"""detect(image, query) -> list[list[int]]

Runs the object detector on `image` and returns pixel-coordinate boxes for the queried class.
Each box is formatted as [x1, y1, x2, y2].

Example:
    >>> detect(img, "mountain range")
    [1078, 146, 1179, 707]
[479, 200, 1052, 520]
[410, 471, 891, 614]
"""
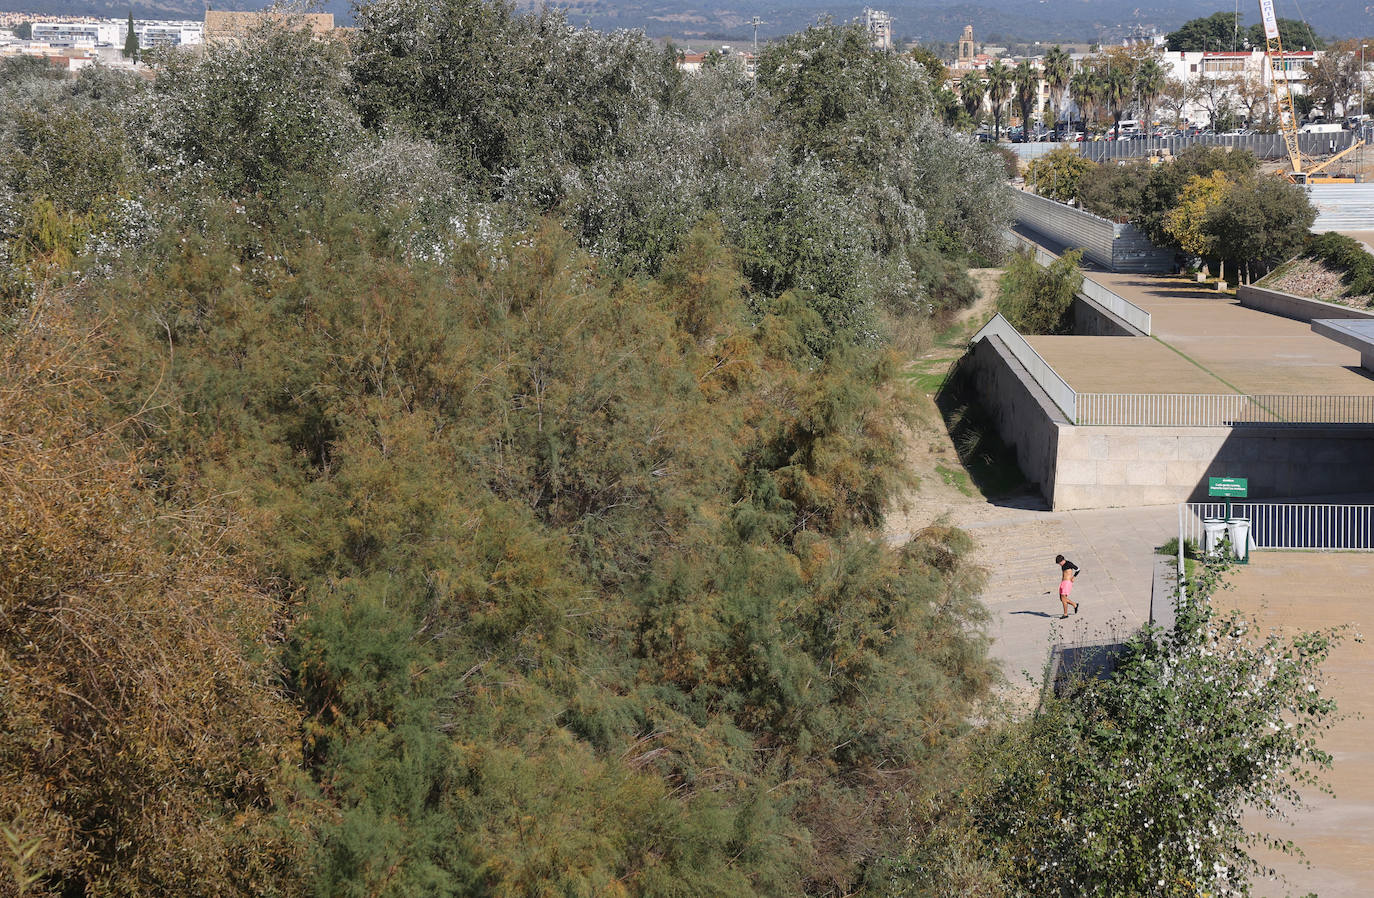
[16, 0, 1374, 45]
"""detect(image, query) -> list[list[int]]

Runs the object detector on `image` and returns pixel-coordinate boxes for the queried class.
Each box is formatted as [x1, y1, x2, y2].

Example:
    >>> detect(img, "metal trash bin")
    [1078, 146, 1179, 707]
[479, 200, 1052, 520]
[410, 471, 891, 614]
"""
[1227, 518, 1251, 563]
[1203, 518, 1228, 556]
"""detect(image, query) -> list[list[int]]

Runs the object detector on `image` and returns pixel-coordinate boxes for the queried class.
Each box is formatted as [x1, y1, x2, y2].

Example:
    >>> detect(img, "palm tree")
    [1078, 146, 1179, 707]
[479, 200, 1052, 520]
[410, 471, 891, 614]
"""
[1135, 57, 1165, 134]
[1070, 67, 1099, 132]
[1013, 60, 1039, 134]
[1103, 67, 1132, 138]
[986, 60, 1012, 140]
[960, 71, 985, 128]
[1043, 45, 1072, 131]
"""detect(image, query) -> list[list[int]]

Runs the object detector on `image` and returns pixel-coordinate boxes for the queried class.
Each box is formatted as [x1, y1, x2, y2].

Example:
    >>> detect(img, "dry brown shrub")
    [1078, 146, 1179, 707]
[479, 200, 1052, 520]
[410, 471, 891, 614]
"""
[0, 299, 314, 897]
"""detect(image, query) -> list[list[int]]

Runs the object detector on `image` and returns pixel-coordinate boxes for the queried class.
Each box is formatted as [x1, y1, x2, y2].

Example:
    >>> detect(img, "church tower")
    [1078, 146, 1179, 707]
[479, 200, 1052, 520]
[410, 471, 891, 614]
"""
[958, 25, 974, 67]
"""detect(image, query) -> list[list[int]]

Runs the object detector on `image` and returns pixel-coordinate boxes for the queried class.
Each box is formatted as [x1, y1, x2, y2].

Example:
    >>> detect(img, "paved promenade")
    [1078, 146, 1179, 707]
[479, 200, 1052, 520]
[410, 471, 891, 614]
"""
[1219, 553, 1374, 898]
[889, 497, 1178, 709]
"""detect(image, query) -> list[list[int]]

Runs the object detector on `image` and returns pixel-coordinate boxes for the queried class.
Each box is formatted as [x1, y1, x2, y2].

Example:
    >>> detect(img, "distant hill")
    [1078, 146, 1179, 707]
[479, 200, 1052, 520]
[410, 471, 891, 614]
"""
[12, 0, 1369, 44]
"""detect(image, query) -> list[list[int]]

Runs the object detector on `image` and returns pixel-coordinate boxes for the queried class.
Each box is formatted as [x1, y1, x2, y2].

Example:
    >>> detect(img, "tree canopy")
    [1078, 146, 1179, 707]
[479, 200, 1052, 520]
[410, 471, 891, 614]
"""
[1165, 11, 1325, 51]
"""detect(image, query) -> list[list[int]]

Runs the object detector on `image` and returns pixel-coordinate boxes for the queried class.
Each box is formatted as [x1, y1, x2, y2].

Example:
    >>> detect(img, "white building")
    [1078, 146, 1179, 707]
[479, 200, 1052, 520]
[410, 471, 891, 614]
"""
[30, 18, 202, 50]
[863, 8, 893, 52]
[30, 21, 120, 48]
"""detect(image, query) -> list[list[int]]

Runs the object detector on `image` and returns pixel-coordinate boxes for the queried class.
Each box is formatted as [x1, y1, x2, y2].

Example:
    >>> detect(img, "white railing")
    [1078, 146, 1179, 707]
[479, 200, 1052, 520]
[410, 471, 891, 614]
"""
[1181, 502, 1374, 551]
[971, 313, 1077, 421]
[1077, 276, 1152, 335]
[1077, 393, 1374, 426]
[1078, 393, 1249, 426]
[1005, 229, 1152, 335]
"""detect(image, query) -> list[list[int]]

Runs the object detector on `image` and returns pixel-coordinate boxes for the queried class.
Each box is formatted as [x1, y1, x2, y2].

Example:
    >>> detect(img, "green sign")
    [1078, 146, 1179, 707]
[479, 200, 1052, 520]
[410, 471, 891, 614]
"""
[1208, 476, 1248, 498]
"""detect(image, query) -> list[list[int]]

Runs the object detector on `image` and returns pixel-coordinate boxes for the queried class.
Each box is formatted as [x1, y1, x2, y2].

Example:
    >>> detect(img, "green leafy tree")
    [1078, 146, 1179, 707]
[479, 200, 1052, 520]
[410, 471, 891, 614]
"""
[756, 19, 931, 182]
[1206, 172, 1316, 282]
[349, 0, 679, 199]
[908, 43, 947, 87]
[996, 247, 1083, 333]
[1135, 144, 1259, 247]
[959, 71, 985, 126]
[985, 59, 1011, 140]
[136, 24, 362, 202]
[961, 561, 1343, 897]
[1247, 17, 1325, 50]
[1070, 67, 1099, 130]
[1042, 45, 1072, 129]
[1013, 59, 1038, 131]
[1024, 145, 1097, 202]
[1076, 157, 1152, 219]
[1134, 56, 1165, 130]
[1165, 11, 1243, 52]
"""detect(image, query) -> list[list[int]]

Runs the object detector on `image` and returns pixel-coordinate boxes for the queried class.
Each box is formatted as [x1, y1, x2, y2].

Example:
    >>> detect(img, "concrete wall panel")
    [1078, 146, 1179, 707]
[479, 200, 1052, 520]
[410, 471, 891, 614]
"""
[1011, 190, 1174, 274]
[963, 336, 1065, 500]
[1237, 284, 1374, 324]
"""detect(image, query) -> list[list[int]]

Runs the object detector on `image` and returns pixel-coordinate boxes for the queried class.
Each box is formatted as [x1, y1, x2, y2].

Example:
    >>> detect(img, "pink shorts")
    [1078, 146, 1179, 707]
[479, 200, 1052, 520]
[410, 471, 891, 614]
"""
[1059, 579, 1074, 597]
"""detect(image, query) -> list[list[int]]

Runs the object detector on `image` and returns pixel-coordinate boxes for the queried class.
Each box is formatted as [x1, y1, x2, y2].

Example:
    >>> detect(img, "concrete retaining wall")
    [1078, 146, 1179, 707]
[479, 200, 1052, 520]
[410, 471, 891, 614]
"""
[1237, 284, 1374, 324]
[1011, 190, 1174, 274]
[964, 335, 1064, 501]
[1052, 422, 1374, 510]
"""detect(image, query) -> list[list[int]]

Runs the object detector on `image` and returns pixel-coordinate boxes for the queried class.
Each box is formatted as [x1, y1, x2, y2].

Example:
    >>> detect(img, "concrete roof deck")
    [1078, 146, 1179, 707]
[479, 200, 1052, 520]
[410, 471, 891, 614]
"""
[1027, 334, 1235, 394]
[1087, 271, 1374, 396]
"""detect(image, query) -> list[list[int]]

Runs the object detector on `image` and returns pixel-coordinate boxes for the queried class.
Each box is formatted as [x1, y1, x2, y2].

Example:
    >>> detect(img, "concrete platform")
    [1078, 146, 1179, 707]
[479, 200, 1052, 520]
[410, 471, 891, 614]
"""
[1216, 553, 1374, 898]
[1086, 271, 1374, 396]
[1027, 334, 1234, 394]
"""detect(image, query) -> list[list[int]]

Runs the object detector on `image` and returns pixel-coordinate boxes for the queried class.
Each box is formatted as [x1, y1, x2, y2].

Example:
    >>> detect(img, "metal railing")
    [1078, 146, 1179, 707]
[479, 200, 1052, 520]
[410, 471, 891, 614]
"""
[1077, 277, 1152, 335]
[1077, 393, 1374, 426]
[970, 313, 1077, 421]
[1182, 502, 1374, 551]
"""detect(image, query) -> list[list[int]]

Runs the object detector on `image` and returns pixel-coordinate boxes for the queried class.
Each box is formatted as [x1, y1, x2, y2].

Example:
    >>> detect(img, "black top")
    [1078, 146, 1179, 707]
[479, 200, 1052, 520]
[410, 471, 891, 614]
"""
[1059, 558, 1079, 575]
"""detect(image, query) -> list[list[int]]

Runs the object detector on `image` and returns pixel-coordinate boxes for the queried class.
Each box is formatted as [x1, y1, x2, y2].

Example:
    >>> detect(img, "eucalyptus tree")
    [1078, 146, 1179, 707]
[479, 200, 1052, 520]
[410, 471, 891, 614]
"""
[986, 59, 1012, 140]
[1013, 60, 1039, 133]
[1042, 45, 1072, 130]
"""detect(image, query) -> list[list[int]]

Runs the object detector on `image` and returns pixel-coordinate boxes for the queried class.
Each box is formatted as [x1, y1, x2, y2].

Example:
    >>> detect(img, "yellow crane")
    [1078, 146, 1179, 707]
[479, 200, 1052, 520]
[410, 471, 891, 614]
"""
[1259, 0, 1364, 183]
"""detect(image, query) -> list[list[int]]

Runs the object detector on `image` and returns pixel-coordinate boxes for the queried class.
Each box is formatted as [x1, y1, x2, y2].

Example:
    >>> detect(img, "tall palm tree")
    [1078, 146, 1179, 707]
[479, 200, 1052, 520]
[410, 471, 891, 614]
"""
[1135, 57, 1165, 134]
[1013, 59, 1039, 133]
[1042, 45, 1072, 131]
[960, 71, 985, 128]
[1103, 67, 1132, 138]
[986, 60, 1012, 140]
[1070, 67, 1099, 132]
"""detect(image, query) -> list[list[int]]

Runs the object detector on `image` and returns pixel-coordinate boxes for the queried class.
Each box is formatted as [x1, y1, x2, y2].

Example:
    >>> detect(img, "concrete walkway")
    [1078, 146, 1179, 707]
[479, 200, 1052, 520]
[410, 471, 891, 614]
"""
[891, 498, 1178, 709]
[1218, 553, 1374, 898]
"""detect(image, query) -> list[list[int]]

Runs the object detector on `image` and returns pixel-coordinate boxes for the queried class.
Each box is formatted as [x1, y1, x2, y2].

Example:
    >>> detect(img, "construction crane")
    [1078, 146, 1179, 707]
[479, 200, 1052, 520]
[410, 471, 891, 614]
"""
[1258, 0, 1363, 183]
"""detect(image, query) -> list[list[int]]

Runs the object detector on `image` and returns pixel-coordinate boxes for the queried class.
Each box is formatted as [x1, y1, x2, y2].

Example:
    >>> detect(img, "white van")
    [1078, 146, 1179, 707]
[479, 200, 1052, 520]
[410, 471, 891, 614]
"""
[1298, 123, 1344, 134]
